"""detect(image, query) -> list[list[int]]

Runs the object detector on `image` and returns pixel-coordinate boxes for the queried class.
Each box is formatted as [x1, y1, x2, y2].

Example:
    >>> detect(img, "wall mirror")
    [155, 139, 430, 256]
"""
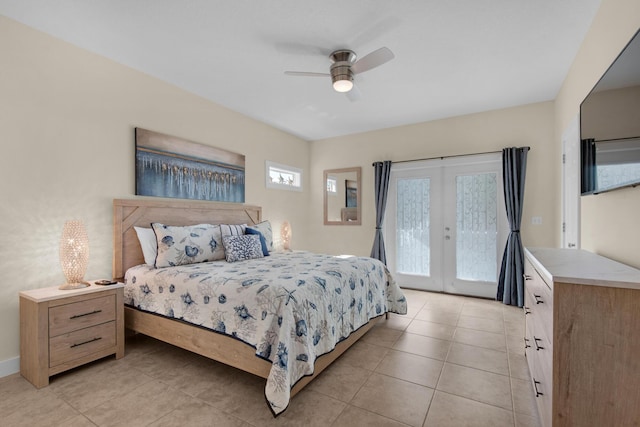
[324, 167, 361, 225]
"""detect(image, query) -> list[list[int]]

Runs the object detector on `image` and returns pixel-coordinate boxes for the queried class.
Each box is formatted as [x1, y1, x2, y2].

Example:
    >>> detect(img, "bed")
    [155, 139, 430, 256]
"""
[113, 198, 407, 415]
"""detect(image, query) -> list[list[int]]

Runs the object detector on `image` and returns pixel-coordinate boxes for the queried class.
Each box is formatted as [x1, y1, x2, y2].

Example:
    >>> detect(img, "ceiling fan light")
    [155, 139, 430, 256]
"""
[330, 63, 354, 93]
[333, 78, 353, 93]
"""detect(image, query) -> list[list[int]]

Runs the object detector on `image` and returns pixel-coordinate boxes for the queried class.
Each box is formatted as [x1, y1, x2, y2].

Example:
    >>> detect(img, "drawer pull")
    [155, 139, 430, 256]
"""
[524, 306, 531, 315]
[534, 337, 545, 351]
[524, 274, 533, 281]
[533, 379, 544, 397]
[533, 294, 544, 304]
[70, 309, 102, 320]
[524, 337, 531, 349]
[70, 337, 102, 348]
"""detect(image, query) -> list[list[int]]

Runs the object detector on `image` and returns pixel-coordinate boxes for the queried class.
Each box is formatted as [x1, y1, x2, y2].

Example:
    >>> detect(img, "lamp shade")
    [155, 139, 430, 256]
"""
[59, 220, 90, 290]
[281, 221, 292, 250]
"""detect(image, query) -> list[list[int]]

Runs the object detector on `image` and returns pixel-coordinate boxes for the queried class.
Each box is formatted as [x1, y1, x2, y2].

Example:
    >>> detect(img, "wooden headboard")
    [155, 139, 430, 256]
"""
[113, 198, 262, 280]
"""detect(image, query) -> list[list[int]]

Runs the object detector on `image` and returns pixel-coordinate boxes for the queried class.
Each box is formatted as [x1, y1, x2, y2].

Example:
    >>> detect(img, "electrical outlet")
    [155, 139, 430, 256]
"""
[532, 216, 543, 225]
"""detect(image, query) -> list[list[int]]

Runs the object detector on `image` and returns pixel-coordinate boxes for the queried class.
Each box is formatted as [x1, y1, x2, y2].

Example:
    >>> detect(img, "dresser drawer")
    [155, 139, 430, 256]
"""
[525, 318, 552, 427]
[49, 295, 115, 337]
[530, 347, 553, 427]
[524, 271, 553, 427]
[524, 262, 553, 341]
[49, 321, 116, 368]
[525, 289, 553, 373]
[529, 315, 552, 381]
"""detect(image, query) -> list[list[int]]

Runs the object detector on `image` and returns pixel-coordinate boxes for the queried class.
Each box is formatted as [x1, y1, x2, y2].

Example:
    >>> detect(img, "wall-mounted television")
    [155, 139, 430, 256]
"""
[580, 29, 640, 195]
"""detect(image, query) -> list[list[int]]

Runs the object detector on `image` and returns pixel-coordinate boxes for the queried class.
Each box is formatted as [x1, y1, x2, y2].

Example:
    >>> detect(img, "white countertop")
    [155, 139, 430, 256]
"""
[20, 282, 124, 302]
[525, 247, 640, 290]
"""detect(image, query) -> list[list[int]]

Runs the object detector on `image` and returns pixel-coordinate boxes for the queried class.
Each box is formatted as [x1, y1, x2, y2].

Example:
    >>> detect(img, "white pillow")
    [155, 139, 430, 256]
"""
[152, 223, 225, 267]
[134, 226, 157, 266]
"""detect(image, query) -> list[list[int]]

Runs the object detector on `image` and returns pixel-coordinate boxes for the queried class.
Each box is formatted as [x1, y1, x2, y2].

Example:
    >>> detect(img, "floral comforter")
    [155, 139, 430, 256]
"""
[124, 251, 407, 415]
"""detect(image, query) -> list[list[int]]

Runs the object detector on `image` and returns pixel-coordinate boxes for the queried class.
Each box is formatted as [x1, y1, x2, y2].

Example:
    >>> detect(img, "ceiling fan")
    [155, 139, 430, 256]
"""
[284, 47, 395, 95]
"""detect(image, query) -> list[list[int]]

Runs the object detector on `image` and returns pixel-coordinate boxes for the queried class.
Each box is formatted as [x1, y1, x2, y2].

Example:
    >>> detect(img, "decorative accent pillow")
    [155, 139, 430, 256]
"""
[245, 227, 269, 256]
[222, 234, 264, 263]
[219, 223, 247, 238]
[134, 226, 157, 266]
[151, 223, 224, 267]
[246, 220, 273, 254]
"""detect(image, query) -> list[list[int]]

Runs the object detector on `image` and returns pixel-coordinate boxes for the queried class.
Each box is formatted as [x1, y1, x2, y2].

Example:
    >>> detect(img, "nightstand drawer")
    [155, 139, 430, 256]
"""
[49, 295, 115, 337]
[49, 321, 116, 367]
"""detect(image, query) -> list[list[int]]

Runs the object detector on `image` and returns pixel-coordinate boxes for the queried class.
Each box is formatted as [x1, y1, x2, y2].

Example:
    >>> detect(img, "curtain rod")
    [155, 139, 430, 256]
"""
[372, 147, 530, 166]
[594, 136, 640, 143]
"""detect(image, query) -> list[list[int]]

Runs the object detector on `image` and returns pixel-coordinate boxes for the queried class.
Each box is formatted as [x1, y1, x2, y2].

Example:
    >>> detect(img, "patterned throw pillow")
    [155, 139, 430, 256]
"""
[245, 227, 269, 256]
[246, 220, 273, 253]
[151, 223, 225, 268]
[222, 234, 264, 263]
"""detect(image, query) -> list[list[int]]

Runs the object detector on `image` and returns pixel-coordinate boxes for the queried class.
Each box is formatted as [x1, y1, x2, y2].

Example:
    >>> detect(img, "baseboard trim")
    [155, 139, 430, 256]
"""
[0, 356, 20, 378]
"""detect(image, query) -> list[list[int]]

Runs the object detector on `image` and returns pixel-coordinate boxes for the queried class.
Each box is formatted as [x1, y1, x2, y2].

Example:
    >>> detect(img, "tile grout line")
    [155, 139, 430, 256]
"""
[504, 308, 518, 427]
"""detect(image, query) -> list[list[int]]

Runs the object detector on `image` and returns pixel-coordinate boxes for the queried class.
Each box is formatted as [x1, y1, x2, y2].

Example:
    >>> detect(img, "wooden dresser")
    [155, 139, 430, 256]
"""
[524, 248, 640, 427]
[20, 283, 124, 388]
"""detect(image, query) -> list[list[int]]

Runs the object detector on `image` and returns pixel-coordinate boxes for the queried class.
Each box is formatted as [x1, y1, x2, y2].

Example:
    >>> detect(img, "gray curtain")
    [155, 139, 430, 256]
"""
[497, 147, 529, 307]
[370, 161, 392, 264]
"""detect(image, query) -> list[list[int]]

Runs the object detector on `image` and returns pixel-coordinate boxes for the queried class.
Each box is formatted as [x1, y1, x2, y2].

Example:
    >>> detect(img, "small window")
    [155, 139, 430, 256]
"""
[326, 176, 337, 193]
[266, 161, 303, 191]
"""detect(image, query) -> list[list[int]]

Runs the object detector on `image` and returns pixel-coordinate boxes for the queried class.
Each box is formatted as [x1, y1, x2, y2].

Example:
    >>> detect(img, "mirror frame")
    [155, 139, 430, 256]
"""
[324, 167, 362, 225]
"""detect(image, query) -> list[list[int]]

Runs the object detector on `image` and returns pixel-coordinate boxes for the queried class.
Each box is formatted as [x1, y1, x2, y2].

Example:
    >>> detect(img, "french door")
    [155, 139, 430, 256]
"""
[385, 153, 508, 298]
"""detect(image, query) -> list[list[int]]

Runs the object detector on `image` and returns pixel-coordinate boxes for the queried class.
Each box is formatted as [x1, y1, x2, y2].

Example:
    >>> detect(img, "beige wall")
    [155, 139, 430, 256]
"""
[554, 0, 640, 268]
[308, 102, 557, 256]
[2, 0, 639, 370]
[0, 17, 310, 363]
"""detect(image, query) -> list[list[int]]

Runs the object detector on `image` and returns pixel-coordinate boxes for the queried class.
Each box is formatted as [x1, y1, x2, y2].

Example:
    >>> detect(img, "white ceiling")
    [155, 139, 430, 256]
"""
[1, 0, 601, 141]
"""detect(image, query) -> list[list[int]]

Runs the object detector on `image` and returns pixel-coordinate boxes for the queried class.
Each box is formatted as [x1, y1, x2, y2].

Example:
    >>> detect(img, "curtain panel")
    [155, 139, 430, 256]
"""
[497, 147, 529, 307]
[370, 161, 392, 265]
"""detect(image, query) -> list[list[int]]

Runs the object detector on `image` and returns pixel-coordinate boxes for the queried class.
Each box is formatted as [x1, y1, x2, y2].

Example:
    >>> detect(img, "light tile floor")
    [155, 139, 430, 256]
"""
[0, 289, 541, 427]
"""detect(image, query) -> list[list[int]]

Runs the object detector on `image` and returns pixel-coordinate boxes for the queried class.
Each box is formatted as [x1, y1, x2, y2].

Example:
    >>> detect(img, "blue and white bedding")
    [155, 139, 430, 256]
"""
[124, 251, 407, 415]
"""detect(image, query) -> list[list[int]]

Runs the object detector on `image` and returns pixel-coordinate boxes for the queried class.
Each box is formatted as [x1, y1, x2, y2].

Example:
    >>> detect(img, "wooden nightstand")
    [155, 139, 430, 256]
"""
[19, 282, 125, 388]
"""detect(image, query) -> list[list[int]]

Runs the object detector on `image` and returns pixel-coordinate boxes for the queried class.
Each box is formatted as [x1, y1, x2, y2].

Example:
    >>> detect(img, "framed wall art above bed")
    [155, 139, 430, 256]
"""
[135, 128, 245, 203]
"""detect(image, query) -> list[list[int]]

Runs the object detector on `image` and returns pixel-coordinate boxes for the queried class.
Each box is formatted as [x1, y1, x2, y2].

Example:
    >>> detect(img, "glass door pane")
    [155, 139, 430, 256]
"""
[396, 178, 430, 276]
[455, 173, 497, 282]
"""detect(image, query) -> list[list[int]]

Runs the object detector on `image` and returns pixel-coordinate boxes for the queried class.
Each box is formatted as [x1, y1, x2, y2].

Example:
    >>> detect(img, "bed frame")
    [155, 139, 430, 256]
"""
[113, 198, 379, 397]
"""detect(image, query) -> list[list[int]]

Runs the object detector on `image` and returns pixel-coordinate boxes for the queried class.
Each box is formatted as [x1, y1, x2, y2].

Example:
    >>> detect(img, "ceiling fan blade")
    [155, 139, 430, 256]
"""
[352, 47, 395, 74]
[345, 84, 362, 102]
[284, 71, 330, 77]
